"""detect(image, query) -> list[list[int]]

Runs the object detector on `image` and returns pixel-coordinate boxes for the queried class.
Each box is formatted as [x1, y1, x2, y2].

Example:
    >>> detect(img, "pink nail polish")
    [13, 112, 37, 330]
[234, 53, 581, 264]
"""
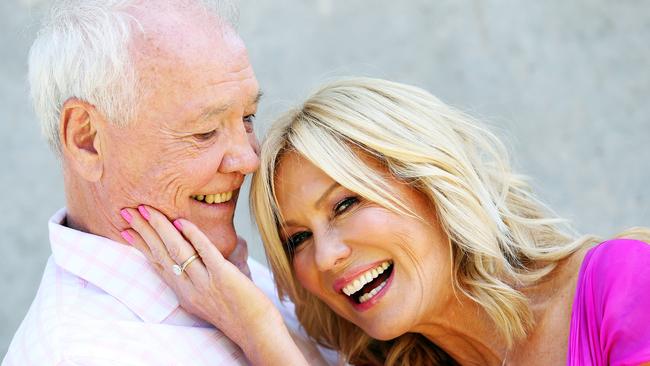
[120, 209, 132, 224]
[138, 205, 151, 221]
[120, 230, 135, 245]
[173, 219, 183, 231]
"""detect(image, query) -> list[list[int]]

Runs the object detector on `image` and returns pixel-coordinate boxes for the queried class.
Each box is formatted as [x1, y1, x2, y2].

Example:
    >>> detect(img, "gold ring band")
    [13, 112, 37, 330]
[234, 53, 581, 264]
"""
[172, 254, 199, 276]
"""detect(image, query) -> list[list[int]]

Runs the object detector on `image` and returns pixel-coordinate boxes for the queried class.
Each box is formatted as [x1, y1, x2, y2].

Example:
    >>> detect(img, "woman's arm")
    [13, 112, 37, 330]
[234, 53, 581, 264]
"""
[119, 205, 310, 366]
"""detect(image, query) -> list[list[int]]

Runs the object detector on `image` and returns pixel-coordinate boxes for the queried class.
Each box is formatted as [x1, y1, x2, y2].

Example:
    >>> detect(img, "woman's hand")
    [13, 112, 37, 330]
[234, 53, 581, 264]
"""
[119, 205, 309, 365]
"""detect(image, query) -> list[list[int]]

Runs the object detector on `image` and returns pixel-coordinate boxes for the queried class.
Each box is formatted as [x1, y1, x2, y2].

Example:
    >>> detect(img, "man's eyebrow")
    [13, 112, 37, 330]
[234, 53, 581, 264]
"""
[196, 104, 231, 124]
[250, 90, 263, 106]
[195, 90, 263, 124]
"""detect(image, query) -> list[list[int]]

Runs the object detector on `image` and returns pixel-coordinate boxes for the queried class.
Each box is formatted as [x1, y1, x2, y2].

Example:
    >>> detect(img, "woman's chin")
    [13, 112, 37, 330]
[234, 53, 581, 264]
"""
[359, 321, 407, 341]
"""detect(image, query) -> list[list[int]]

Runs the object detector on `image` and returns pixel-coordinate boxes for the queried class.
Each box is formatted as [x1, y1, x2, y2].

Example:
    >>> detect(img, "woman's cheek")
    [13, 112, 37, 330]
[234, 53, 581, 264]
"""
[344, 206, 394, 237]
[293, 250, 319, 293]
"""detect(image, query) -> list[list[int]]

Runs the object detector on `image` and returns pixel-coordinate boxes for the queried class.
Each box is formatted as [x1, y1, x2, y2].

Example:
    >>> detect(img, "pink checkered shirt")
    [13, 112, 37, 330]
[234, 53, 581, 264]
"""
[3, 208, 335, 365]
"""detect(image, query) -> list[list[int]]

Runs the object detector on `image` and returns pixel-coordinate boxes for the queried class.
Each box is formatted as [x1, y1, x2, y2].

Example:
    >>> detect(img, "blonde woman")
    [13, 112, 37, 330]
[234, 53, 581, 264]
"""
[122, 78, 650, 365]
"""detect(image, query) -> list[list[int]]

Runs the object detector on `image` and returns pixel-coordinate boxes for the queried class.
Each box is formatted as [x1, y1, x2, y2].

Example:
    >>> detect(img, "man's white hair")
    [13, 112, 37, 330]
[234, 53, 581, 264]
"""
[28, 0, 238, 154]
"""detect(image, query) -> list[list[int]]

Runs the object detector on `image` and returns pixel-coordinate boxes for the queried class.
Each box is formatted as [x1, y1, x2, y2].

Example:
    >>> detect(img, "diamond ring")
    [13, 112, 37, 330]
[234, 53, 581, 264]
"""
[172, 254, 199, 276]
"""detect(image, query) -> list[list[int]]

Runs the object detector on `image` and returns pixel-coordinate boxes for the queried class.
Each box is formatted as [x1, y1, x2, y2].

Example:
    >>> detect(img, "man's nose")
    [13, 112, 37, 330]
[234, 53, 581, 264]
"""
[314, 230, 351, 272]
[219, 128, 260, 174]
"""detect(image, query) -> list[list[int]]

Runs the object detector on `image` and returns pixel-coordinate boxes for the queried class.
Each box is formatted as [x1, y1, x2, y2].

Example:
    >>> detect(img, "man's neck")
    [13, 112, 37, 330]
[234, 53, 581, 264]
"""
[63, 169, 126, 245]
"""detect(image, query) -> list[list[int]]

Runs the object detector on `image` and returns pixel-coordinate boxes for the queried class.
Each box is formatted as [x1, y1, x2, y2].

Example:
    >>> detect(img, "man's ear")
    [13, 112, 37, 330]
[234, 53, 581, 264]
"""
[60, 98, 105, 182]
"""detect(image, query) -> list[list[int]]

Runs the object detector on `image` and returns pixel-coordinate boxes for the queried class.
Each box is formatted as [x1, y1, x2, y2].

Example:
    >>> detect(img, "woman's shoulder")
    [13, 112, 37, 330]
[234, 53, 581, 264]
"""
[568, 238, 650, 365]
[590, 237, 649, 254]
[581, 238, 650, 284]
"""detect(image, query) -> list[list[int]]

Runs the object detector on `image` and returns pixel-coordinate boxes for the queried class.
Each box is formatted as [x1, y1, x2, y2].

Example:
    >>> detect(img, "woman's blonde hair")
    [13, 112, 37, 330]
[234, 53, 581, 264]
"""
[250, 77, 649, 365]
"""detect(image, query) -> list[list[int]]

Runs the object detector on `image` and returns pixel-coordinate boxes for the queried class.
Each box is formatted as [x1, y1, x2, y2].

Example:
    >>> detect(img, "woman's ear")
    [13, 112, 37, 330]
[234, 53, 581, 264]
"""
[59, 98, 105, 182]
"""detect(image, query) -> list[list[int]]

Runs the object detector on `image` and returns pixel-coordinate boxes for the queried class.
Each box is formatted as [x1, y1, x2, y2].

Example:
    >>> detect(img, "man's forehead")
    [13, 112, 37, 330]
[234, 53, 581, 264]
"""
[128, 1, 237, 62]
[131, 21, 249, 92]
[123, 1, 259, 128]
[128, 0, 226, 29]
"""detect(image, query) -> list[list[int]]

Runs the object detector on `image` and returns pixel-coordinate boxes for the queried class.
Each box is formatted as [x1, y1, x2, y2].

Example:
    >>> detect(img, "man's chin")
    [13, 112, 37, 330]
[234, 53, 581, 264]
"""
[184, 197, 239, 256]
[201, 225, 238, 257]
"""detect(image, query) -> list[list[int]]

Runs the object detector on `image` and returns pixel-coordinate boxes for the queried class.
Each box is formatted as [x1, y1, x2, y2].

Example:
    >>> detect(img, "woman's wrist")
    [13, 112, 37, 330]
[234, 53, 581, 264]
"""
[238, 316, 309, 366]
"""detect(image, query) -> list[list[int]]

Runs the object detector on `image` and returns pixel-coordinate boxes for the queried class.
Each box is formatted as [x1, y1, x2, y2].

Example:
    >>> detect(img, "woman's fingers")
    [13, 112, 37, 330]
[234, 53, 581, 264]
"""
[136, 205, 207, 280]
[122, 228, 201, 305]
[119, 206, 203, 283]
[119, 227, 151, 258]
[120, 208, 177, 270]
[173, 218, 227, 273]
[120, 228, 167, 277]
[122, 210, 289, 354]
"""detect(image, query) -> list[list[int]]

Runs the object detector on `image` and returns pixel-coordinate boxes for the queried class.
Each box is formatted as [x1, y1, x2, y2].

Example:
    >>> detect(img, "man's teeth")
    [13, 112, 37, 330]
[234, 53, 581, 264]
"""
[342, 261, 392, 296]
[191, 191, 233, 204]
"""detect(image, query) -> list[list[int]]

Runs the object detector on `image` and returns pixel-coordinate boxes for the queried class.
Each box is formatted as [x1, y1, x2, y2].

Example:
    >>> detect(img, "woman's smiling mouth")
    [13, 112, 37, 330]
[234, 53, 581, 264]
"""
[335, 261, 395, 311]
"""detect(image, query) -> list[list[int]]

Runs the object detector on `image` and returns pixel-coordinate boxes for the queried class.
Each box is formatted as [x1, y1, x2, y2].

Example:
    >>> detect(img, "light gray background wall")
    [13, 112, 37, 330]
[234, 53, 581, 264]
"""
[2, 0, 649, 357]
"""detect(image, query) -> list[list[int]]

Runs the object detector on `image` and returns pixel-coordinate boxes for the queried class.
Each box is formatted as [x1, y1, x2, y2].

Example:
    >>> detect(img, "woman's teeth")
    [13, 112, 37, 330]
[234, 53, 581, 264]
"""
[358, 280, 388, 304]
[191, 191, 233, 204]
[342, 261, 392, 297]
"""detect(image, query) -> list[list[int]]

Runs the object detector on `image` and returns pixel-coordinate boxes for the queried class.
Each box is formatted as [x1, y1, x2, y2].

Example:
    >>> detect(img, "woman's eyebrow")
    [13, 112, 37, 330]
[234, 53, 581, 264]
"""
[314, 182, 341, 209]
[279, 181, 340, 227]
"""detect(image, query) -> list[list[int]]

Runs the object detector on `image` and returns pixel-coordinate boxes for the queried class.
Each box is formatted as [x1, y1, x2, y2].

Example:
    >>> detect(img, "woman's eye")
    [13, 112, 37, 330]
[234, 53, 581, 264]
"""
[194, 130, 217, 141]
[285, 231, 312, 251]
[243, 114, 256, 133]
[334, 196, 359, 216]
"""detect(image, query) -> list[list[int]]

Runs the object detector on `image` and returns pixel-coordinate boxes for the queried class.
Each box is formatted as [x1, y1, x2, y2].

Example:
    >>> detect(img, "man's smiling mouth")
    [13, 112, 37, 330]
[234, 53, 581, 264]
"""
[190, 191, 233, 204]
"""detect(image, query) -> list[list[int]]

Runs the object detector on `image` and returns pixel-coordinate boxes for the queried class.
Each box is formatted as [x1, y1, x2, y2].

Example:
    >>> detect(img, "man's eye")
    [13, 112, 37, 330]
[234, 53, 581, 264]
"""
[243, 114, 255, 133]
[194, 130, 217, 141]
[285, 231, 312, 251]
[334, 196, 359, 216]
[243, 114, 256, 123]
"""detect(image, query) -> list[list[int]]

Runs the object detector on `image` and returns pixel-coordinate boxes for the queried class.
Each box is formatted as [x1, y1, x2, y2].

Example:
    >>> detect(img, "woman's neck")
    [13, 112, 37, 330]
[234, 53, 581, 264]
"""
[414, 295, 510, 366]
[415, 248, 589, 365]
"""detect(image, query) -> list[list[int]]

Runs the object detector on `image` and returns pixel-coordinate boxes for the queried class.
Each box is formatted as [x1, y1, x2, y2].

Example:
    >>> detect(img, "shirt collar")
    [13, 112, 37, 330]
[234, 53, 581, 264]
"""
[49, 208, 180, 323]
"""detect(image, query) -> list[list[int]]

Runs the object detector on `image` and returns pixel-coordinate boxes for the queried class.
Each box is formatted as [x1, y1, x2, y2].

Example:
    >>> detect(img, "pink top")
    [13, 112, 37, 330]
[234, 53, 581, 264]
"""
[568, 238, 650, 366]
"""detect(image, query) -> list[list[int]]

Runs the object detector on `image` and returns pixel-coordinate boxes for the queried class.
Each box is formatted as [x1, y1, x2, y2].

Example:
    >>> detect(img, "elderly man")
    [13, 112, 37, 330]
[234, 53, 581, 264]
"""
[3, 1, 330, 365]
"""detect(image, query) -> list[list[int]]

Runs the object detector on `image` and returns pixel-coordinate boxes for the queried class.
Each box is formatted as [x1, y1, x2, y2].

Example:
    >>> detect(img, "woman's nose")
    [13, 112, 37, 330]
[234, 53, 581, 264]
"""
[313, 231, 351, 272]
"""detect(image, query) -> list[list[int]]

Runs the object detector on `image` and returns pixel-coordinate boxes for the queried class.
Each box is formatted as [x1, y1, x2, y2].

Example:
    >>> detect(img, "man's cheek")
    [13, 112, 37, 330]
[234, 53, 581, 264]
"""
[249, 133, 260, 155]
[126, 164, 186, 210]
